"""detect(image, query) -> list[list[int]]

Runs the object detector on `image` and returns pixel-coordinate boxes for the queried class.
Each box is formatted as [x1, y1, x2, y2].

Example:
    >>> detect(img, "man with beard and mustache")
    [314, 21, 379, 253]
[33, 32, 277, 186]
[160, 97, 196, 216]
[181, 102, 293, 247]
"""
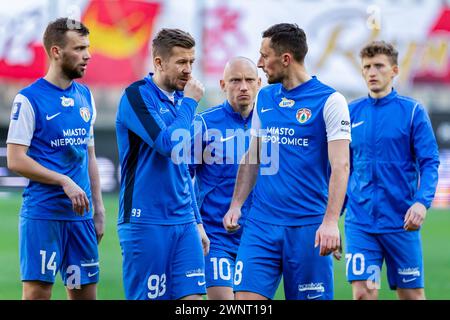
[116, 28, 209, 300]
[6, 18, 105, 300]
[223, 23, 351, 300]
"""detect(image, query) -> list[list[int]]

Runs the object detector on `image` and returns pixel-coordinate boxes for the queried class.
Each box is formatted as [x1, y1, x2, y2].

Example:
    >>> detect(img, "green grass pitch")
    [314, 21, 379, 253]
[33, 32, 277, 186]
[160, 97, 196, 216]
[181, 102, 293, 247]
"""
[0, 194, 448, 300]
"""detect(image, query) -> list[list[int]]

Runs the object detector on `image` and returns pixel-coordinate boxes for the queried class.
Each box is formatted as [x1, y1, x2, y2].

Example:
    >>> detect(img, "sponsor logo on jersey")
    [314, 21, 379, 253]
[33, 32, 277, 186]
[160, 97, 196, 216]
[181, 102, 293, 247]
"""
[352, 121, 364, 128]
[160, 107, 170, 114]
[307, 293, 323, 299]
[220, 135, 236, 142]
[402, 277, 417, 283]
[185, 269, 205, 285]
[296, 108, 312, 124]
[12, 102, 22, 120]
[60, 96, 75, 107]
[340, 120, 351, 133]
[80, 259, 99, 267]
[185, 268, 204, 278]
[279, 97, 295, 108]
[298, 282, 325, 292]
[46, 112, 61, 121]
[263, 126, 309, 147]
[261, 107, 273, 113]
[88, 271, 99, 277]
[80, 107, 91, 122]
[51, 127, 89, 148]
[397, 267, 420, 277]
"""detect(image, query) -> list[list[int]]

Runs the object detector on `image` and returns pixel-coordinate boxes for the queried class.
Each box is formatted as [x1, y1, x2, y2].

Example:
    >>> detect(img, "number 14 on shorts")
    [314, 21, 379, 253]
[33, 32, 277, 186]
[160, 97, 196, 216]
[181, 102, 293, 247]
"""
[40, 250, 56, 276]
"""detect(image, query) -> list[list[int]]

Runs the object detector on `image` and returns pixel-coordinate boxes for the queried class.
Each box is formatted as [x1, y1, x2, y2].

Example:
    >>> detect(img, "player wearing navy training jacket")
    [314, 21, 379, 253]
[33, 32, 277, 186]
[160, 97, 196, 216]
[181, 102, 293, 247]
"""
[6, 18, 105, 300]
[345, 41, 440, 300]
[223, 23, 351, 300]
[116, 28, 209, 300]
[189, 57, 261, 299]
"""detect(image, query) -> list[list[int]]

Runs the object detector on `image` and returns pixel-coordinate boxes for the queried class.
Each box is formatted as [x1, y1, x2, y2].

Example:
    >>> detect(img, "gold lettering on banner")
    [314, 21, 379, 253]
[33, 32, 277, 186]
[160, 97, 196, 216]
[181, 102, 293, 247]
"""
[314, 25, 448, 85]
[314, 25, 380, 72]
[399, 42, 417, 84]
[420, 39, 448, 72]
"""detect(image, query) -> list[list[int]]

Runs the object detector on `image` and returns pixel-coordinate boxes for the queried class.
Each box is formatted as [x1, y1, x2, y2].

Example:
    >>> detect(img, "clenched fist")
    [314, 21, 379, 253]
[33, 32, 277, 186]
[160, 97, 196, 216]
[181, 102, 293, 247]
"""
[184, 77, 205, 102]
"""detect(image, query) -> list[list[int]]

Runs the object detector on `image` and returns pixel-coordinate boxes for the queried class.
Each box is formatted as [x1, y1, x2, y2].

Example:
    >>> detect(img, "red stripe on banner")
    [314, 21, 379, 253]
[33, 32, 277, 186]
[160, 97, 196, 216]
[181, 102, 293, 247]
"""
[0, 44, 46, 81]
[413, 6, 450, 84]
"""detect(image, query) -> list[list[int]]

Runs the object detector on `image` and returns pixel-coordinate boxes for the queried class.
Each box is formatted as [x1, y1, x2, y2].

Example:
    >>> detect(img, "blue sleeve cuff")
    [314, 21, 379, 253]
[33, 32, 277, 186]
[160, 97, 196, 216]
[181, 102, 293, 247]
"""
[182, 97, 198, 110]
[414, 198, 431, 209]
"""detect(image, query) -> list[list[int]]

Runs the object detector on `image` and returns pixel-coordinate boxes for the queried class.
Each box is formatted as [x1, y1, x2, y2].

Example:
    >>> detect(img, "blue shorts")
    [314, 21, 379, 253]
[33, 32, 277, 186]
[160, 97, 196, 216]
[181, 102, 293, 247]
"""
[234, 219, 333, 300]
[205, 248, 236, 289]
[345, 225, 424, 290]
[118, 222, 206, 300]
[19, 217, 99, 287]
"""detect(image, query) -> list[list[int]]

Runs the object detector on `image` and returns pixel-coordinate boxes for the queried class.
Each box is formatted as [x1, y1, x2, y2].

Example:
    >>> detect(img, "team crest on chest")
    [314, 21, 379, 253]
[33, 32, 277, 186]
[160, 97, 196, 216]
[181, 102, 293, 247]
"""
[79, 107, 91, 122]
[60, 96, 74, 107]
[296, 108, 312, 124]
[279, 97, 295, 108]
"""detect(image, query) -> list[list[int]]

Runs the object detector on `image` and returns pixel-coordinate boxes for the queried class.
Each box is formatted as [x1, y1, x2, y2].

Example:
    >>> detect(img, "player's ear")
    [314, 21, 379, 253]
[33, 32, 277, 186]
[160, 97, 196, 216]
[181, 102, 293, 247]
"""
[281, 53, 291, 67]
[50, 45, 61, 60]
[219, 79, 226, 91]
[392, 64, 399, 77]
[257, 77, 262, 88]
[154, 56, 163, 71]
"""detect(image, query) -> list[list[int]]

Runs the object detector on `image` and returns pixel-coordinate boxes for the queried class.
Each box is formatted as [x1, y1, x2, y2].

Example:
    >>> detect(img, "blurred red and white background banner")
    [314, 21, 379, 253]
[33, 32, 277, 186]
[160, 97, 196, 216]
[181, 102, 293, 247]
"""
[0, 0, 449, 90]
[0, 0, 448, 207]
[200, 0, 450, 92]
[0, 0, 161, 85]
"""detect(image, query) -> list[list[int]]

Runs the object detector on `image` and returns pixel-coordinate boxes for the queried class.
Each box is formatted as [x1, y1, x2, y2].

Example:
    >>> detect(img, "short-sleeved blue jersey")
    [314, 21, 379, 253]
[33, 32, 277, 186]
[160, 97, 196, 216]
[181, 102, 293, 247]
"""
[7, 78, 95, 220]
[251, 77, 350, 226]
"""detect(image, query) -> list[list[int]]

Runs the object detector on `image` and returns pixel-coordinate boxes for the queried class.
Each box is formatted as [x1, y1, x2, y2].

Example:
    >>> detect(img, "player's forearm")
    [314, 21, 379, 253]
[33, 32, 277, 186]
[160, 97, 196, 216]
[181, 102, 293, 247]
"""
[324, 162, 349, 222]
[230, 137, 260, 208]
[7, 146, 67, 186]
[88, 147, 104, 212]
[230, 161, 259, 209]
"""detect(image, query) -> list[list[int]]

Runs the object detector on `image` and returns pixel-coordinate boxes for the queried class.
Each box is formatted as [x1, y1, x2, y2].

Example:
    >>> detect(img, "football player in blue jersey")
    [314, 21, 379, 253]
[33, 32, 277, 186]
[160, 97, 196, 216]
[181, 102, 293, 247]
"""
[344, 41, 440, 300]
[6, 18, 105, 300]
[223, 23, 351, 300]
[189, 57, 261, 299]
[116, 28, 209, 300]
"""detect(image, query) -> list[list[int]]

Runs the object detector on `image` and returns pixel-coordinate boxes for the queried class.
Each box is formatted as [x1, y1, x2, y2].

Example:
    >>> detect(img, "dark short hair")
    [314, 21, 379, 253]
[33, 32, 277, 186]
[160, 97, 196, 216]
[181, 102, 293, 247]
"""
[152, 28, 195, 58]
[360, 41, 398, 65]
[262, 23, 308, 63]
[43, 17, 89, 55]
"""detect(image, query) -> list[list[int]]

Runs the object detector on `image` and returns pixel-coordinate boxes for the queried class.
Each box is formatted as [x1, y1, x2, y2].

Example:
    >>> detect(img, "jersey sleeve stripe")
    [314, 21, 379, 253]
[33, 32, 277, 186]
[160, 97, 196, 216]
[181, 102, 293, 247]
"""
[125, 80, 162, 142]
[122, 130, 143, 223]
[410, 103, 419, 128]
